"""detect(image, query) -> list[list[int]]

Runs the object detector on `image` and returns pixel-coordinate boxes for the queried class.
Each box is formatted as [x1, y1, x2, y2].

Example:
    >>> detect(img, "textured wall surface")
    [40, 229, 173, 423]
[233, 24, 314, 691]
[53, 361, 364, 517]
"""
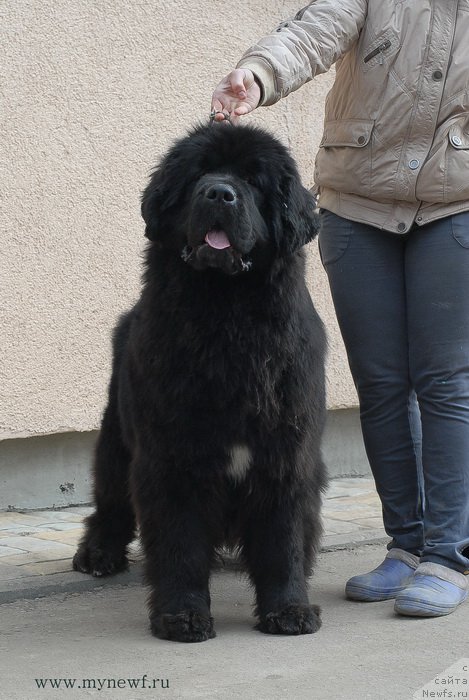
[1, 0, 357, 440]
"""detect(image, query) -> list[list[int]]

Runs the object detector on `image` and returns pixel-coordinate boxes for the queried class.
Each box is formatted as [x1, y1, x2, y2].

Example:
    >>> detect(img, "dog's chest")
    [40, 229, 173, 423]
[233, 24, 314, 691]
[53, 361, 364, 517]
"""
[226, 445, 252, 482]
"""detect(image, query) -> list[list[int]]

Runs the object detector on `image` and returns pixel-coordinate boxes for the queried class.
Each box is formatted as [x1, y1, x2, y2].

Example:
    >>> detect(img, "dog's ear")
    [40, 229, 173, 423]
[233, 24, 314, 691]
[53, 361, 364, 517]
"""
[141, 172, 162, 241]
[271, 173, 320, 256]
[141, 144, 191, 241]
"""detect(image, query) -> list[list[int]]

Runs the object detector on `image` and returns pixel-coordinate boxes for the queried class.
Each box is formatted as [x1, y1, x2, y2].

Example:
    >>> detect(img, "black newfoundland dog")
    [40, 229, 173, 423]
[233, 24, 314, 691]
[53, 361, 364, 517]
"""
[74, 123, 327, 642]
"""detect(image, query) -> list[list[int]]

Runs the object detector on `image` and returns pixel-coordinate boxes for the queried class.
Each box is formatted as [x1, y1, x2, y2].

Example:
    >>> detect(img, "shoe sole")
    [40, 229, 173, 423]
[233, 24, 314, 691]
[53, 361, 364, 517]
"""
[345, 584, 406, 602]
[395, 590, 467, 617]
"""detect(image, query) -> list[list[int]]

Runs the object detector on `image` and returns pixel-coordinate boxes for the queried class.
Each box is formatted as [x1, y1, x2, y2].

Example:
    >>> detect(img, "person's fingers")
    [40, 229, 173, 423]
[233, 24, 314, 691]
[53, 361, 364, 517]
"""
[213, 111, 229, 122]
[229, 68, 248, 98]
[211, 69, 251, 105]
[233, 102, 254, 116]
[211, 98, 224, 113]
[211, 91, 236, 114]
[210, 69, 259, 123]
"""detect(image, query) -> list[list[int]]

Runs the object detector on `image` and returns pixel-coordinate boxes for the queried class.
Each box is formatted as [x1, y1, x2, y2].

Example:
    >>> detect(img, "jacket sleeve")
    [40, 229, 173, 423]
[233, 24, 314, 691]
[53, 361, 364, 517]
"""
[236, 0, 368, 106]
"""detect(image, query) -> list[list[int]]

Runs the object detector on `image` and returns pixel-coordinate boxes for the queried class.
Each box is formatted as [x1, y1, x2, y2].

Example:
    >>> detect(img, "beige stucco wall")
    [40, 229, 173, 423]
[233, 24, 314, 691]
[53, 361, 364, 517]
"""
[0, 0, 357, 441]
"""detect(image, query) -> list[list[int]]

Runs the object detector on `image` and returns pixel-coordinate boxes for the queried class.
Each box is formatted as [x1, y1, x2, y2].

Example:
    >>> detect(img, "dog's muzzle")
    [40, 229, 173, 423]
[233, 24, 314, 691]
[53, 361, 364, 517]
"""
[181, 243, 252, 275]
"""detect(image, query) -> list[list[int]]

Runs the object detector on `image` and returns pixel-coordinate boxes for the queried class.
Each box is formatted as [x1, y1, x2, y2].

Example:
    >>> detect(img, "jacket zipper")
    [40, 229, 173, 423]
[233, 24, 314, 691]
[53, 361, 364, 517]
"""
[364, 39, 392, 64]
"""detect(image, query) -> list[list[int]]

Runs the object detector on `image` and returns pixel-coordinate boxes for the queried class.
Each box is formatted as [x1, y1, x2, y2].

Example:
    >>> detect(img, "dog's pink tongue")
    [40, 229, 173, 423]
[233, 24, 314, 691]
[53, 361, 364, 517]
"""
[205, 229, 231, 249]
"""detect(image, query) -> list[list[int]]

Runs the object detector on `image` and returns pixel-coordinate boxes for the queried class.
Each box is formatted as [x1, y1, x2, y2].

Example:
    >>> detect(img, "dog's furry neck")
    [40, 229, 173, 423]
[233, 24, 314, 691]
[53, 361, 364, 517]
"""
[142, 243, 307, 302]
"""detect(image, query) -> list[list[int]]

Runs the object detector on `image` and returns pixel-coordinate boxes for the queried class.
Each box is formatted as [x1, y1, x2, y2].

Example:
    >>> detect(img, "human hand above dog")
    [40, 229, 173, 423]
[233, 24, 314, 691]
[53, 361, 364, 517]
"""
[211, 69, 261, 123]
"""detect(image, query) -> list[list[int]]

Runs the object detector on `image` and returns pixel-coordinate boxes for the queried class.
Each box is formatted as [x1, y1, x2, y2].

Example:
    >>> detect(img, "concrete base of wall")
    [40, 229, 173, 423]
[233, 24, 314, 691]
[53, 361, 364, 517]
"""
[0, 408, 370, 510]
[0, 431, 96, 511]
[322, 407, 370, 480]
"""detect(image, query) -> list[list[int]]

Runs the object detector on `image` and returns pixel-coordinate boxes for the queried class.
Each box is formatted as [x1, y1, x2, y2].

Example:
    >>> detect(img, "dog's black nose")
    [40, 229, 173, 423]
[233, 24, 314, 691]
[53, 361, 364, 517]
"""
[205, 184, 237, 203]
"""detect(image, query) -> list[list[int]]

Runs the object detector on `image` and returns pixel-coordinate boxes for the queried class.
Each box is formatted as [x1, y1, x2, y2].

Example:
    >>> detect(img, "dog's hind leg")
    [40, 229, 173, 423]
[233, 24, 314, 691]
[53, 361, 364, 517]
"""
[73, 403, 136, 577]
[302, 468, 327, 577]
[73, 314, 136, 577]
[241, 476, 322, 636]
[73, 397, 136, 576]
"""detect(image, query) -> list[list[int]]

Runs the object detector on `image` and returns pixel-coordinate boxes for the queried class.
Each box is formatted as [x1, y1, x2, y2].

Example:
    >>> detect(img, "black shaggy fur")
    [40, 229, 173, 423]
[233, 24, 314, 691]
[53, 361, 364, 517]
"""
[73, 123, 327, 642]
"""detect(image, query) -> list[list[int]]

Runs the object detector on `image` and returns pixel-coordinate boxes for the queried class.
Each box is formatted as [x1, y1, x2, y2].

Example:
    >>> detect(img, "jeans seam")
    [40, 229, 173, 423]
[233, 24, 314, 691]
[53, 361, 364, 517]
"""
[451, 214, 469, 248]
[319, 212, 353, 265]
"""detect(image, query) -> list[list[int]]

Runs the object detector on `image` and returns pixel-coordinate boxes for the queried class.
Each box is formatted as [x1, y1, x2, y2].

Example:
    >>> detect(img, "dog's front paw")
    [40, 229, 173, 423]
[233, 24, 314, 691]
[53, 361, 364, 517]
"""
[150, 611, 215, 643]
[257, 604, 321, 635]
[72, 542, 129, 577]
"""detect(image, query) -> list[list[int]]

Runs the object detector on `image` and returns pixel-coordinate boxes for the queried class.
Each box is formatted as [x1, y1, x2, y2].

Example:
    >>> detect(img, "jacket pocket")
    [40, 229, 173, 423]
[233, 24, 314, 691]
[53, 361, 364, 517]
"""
[315, 119, 374, 199]
[445, 121, 469, 202]
[361, 30, 399, 71]
[448, 122, 469, 151]
[363, 39, 392, 64]
[320, 119, 374, 148]
[417, 118, 469, 203]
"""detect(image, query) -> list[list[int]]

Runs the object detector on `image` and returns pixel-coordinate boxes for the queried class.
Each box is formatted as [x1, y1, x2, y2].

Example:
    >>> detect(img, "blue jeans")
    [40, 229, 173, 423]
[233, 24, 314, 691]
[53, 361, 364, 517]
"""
[318, 209, 469, 573]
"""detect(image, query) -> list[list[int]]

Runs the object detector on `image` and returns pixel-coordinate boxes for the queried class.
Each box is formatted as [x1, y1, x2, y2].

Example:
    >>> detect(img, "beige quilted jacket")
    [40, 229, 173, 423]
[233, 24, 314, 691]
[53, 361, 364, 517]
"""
[237, 0, 469, 233]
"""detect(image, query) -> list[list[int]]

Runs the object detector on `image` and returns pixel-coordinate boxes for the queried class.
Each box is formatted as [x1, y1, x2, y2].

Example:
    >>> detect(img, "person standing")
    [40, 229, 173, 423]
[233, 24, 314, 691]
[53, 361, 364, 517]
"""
[211, 0, 469, 617]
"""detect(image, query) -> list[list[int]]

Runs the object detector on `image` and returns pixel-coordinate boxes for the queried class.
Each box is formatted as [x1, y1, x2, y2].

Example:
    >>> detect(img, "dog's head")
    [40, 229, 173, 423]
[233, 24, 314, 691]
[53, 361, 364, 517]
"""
[141, 123, 319, 275]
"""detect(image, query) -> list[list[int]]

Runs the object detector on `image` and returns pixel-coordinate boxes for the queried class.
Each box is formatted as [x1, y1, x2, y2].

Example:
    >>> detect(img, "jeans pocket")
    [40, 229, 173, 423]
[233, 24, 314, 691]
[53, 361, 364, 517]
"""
[451, 212, 469, 248]
[318, 210, 353, 265]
